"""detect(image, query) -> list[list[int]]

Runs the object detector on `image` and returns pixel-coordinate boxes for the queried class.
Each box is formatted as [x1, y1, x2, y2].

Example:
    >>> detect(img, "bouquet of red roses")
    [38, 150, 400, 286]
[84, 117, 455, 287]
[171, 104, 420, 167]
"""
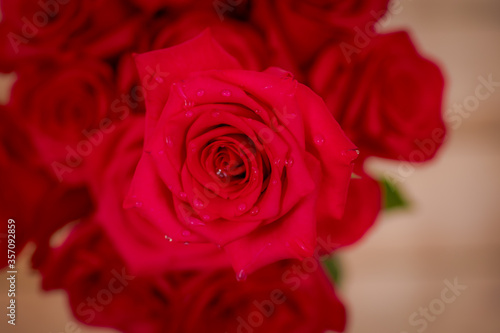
[0, 0, 445, 332]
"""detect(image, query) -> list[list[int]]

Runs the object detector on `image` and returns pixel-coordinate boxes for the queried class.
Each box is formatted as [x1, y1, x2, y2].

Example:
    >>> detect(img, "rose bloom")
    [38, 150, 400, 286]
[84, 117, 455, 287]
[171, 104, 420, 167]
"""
[175, 260, 346, 333]
[124, 30, 360, 277]
[310, 31, 446, 162]
[250, 0, 389, 67]
[0, 107, 93, 269]
[7, 57, 118, 183]
[41, 219, 346, 333]
[0, 0, 141, 72]
[40, 221, 181, 333]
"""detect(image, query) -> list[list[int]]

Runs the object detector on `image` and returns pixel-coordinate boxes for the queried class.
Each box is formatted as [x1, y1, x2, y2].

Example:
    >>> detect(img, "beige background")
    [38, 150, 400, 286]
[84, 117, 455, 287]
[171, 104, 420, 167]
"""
[1, 0, 500, 332]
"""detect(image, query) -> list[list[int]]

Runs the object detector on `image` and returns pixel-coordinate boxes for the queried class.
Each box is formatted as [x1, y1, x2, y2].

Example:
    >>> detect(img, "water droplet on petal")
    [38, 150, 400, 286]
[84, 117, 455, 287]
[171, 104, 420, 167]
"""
[221, 89, 232, 97]
[196, 89, 205, 97]
[165, 136, 173, 147]
[250, 206, 259, 215]
[216, 168, 228, 180]
[273, 157, 281, 166]
[271, 179, 278, 186]
[238, 203, 247, 212]
[179, 192, 187, 199]
[285, 157, 294, 167]
[155, 76, 164, 83]
[193, 198, 204, 209]
[202, 214, 210, 221]
[341, 149, 360, 163]
[164, 235, 173, 242]
[211, 111, 220, 118]
[184, 100, 194, 109]
[184, 242, 189, 245]
[188, 217, 206, 226]
[182, 230, 191, 237]
[236, 270, 247, 282]
[185, 110, 193, 118]
[314, 135, 325, 146]
[254, 109, 261, 114]
[135, 201, 143, 208]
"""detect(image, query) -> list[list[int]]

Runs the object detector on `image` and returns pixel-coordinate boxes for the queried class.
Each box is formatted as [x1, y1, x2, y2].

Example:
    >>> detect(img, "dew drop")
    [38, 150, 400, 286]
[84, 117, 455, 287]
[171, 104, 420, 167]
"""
[193, 198, 204, 209]
[221, 89, 232, 97]
[164, 235, 173, 242]
[135, 201, 143, 208]
[341, 149, 360, 163]
[273, 157, 281, 166]
[165, 136, 173, 147]
[238, 203, 247, 212]
[250, 206, 259, 216]
[155, 76, 164, 83]
[216, 168, 228, 180]
[236, 270, 247, 282]
[196, 89, 205, 97]
[271, 179, 278, 186]
[182, 230, 191, 237]
[202, 214, 210, 221]
[285, 157, 294, 167]
[184, 242, 189, 245]
[184, 100, 194, 109]
[179, 192, 187, 199]
[314, 134, 325, 146]
[211, 111, 220, 118]
[185, 110, 193, 118]
[188, 217, 206, 226]
[254, 109, 261, 114]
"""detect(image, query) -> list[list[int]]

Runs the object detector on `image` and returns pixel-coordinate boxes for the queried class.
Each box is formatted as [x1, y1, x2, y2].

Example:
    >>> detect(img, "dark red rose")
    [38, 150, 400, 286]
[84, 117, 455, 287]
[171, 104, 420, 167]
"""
[0, 0, 141, 72]
[175, 260, 346, 333]
[126, 31, 358, 276]
[0, 107, 93, 269]
[250, 0, 389, 67]
[310, 31, 446, 162]
[40, 221, 182, 333]
[143, 10, 268, 71]
[7, 57, 118, 183]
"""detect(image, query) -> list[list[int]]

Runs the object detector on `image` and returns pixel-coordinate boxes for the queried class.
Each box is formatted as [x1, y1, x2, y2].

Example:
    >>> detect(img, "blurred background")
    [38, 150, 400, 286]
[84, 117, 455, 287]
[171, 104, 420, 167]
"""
[1, 0, 499, 332]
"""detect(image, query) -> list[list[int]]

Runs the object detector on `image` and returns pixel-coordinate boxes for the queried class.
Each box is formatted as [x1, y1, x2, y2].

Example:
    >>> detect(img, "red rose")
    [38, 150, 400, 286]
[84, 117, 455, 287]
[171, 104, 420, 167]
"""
[41, 219, 345, 333]
[40, 221, 181, 332]
[0, 0, 141, 72]
[250, 0, 389, 67]
[8, 57, 117, 183]
[0, 108, 93, 269]
[144, 11, 268, 71]
[126, 31, 357, 277]
[310, 31, 446, 161]
[175, 260, 346, 333]
[91, 115, 228, 274]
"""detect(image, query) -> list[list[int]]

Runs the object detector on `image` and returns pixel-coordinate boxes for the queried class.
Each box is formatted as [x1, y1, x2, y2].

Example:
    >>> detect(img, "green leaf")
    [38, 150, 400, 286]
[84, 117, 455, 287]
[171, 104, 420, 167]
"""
[322, 255, 342, 285]
[380, 177, 409, 210]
